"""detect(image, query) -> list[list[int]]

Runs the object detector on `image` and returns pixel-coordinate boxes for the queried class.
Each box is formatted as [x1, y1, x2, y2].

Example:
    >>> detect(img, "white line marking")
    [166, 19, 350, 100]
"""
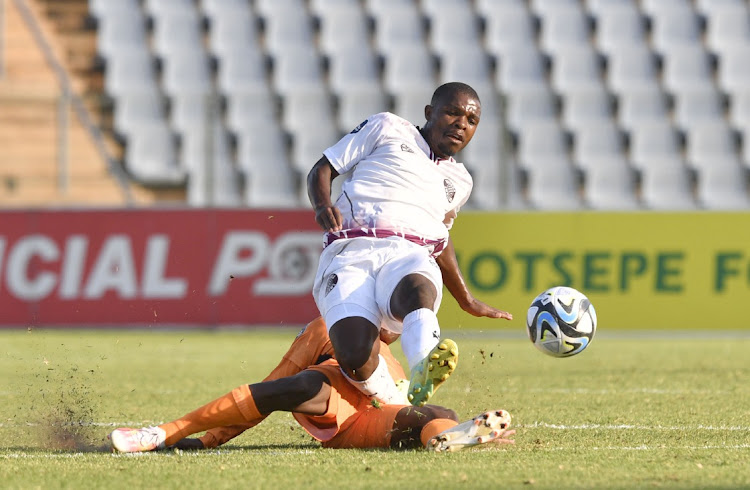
[522, 422, 750, 431]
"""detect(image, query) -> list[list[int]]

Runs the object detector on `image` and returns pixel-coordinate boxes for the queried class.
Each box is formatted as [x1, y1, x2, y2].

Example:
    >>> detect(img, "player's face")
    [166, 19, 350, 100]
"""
[423, 92, 481, 158]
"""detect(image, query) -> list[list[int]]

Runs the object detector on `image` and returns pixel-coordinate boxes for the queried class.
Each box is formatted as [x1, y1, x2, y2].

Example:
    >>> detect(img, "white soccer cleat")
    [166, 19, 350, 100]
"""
[408, 339, 458, 407]
[427, 410, 512, 453]
[109, 426, 166, 453]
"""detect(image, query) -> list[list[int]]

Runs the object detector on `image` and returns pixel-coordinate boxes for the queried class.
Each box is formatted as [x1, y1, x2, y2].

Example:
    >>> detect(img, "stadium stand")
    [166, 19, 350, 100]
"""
[8, 0, 749, 209]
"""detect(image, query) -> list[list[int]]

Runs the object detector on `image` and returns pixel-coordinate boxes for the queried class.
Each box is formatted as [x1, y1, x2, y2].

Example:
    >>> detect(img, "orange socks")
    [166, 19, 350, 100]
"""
[159, 384, 261, 447]
[420, 418, 458, 447]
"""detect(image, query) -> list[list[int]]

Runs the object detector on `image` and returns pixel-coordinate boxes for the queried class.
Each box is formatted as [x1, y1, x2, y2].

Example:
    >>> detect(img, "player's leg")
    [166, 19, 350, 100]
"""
[389, 405, 459, 449]
[109, 371, 331, 453]
[377, 248, 458, 406]
[426, 409, 515, 452]
[195, 317, 334, 449]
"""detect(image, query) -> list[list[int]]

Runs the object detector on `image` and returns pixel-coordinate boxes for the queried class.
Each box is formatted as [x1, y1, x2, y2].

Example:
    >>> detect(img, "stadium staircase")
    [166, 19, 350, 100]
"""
[0, 0, 180, 206]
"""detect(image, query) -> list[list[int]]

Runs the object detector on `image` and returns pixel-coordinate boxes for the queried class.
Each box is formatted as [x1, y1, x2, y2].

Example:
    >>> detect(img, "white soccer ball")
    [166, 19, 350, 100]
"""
[526, 286, 597, 358]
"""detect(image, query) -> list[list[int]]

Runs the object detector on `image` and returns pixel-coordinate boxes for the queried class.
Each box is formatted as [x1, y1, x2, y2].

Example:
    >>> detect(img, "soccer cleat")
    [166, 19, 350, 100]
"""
[109, 426, 166, 453]
[427, 409, 512, 453]
[407, 339, 458, 407]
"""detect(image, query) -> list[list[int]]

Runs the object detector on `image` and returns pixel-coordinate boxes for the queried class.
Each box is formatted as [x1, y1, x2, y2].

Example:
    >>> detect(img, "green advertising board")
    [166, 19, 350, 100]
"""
[440, 212, 750, 330]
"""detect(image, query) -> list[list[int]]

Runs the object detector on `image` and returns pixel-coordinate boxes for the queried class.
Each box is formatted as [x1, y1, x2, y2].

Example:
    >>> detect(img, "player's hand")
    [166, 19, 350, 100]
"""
[461, 296, 513, 320]
[315, 205, 343, 232]
[170, 438, 205, 450]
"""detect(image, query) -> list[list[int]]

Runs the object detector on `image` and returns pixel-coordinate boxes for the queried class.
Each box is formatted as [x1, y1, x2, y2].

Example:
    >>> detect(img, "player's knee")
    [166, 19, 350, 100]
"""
[425, 406, 459, 422]
[335, 344, 376, 374]
[390, 275, 437, 319]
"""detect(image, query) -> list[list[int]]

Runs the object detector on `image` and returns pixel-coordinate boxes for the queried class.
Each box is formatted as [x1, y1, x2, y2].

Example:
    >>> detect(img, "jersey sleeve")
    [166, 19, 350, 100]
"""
[323, 113, 388, 174]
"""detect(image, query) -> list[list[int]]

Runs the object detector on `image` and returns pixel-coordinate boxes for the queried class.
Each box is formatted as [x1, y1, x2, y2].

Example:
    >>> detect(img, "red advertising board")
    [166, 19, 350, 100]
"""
[0, 209, 323, 327]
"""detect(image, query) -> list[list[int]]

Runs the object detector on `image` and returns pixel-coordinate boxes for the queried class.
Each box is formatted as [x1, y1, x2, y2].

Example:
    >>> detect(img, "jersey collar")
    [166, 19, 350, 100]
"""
[416, 126, 456, 165]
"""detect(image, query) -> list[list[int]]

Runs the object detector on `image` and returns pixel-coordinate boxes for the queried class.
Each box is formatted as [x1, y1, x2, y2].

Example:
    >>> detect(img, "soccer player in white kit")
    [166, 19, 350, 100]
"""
[307, 82, 513, 406]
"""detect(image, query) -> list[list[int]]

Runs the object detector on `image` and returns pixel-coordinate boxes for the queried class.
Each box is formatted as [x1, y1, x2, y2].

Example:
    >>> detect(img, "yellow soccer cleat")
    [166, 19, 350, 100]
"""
[407, 339, 458, 407]
[427, 410, 513, 453]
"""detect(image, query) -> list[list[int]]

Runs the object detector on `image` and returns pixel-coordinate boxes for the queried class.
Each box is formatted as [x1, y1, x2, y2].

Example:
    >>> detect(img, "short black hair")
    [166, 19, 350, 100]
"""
[430, 82, 480, 106]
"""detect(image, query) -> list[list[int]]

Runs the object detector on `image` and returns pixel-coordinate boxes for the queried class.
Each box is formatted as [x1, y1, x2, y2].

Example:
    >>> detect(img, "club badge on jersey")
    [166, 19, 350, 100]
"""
[350, 120, 368, 134]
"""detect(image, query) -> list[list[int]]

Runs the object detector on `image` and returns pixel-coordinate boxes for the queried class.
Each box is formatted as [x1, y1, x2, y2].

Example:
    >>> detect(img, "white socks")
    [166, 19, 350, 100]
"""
[402, 308, 440, 371]
[343, 354, 408, 405]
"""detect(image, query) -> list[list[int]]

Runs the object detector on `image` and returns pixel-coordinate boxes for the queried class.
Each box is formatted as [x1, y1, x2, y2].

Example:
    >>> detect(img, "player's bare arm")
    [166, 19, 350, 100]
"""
[437, 238, 513, 320]
[307, 156, 342, 232]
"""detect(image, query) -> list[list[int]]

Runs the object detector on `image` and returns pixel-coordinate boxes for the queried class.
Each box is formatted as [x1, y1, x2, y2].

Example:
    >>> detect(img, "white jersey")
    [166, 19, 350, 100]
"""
[322, 112, 473, 248]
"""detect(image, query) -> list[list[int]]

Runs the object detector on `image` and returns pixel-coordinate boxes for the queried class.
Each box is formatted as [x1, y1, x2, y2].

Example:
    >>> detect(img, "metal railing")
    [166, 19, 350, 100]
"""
[9, 0, 134, 204]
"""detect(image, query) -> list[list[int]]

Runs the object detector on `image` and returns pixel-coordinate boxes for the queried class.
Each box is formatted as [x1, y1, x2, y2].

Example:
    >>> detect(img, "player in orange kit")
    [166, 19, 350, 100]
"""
[109, 317, 514, 452]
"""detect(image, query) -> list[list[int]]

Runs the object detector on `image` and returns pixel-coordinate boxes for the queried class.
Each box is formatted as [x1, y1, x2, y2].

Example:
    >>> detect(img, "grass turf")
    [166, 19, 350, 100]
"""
[1, 328, 749, 489]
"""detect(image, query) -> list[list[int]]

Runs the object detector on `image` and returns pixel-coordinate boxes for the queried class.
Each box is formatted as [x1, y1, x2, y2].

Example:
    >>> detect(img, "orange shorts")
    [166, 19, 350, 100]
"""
[293, 360, 409, 449]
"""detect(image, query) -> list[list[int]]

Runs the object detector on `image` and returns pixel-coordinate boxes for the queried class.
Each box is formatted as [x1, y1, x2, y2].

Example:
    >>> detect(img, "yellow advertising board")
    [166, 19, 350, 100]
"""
[440, 212, 750, 330]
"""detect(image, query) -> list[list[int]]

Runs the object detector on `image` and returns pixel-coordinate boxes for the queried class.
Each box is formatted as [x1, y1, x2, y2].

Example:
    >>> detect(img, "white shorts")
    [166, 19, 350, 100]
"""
[312, 236, 443, 334]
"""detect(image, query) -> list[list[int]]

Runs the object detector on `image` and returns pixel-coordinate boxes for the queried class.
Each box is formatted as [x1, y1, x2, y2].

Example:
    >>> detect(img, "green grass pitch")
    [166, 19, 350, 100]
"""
[1, 327, 749, 489]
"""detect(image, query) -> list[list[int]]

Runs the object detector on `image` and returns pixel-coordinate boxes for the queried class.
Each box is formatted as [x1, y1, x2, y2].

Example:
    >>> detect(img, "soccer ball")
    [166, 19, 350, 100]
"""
[526, 286, 597, 358]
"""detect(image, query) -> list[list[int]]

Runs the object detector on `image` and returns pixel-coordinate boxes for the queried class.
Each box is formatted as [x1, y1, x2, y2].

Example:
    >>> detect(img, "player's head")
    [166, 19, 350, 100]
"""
[421, 82, 481, 159]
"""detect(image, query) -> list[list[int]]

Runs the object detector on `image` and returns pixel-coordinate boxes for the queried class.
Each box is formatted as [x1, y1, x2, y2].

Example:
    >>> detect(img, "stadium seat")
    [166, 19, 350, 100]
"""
[661, 46, 716, 96]
[271, 46, 327, 96]
[426, 5, 482, 57]
[639, 159, 696, 209]
[516, 121, 571, 170]
[593, 4, 648, 57]
[505, 86, 559, 135]
[649, 8, 704, 56]
[438, 49, 494, 96]
[704, 5, 750, 56]
[89, 0, 141, 22]
[459, 118, 504, 209]
[169, 93, 219, 135]
[641, 0, 695, 18]
[200, 0, 248, 20]
[104, 50, 159, 98]
[696, 159, 750, 209]
[336, 86, 390, 133]
[695, 0, 747, 17]
[95, 14, 149, 62]
[729, 90, 750, 131]
[261, 4, 316, 55]
[586, 0, 640, 18]
[495, 46, 549, 95]
[617, 87, 671, 132]
[216, 47, 270, 96]
[183, 123, 243, 207]
[281, 90, 338, 138]
[392, 87, 433, 126]
[290, 125, 342, 174]
[483, 4, 537, 59]
[550, 46, 605, 95]
[382, 45, 437, 94]
[113, 91, 168, 141]
[371, 3, 426, 58]
[235, 124, 299, 208]
[538, 7, 592, 58]
[561, 87, 614, 133]
[143, 0, 197, 20]
[573, 121, 627, 167]
[629, 122, 684, 169]
[606, 46, 661, 96]
[327, 48, 382, 95]
[124, 123, 186, 186]
[672, 87, 727, 131]
[524, 157, 582, 210]
[225, 88, 279, 134]
[161, 53, 212, 97]
[207, 10, 260, 59]
[317, 5, 372, 58]
[685, 121, 740, 170]
[151, 11, 205, 61]
[582, 156, 639, 210]
[717, 45, 750, 96]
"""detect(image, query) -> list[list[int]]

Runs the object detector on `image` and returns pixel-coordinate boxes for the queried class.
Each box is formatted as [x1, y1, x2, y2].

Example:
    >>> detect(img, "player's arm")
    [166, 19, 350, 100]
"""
[307, 156, 343, 232]
[437, 238, 513, 320]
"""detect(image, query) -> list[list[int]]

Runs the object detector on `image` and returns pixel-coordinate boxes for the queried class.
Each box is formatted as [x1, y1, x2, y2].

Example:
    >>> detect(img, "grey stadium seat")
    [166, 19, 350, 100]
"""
[207, 10, 260, 59]
[729, 90, 750, 130]
[649, 8, 704, 56]
[458, 119, 504, 209]
[327, 48, 382, 95]
[113, 91, 167, 141]
[317, 6, 371, 58]
[216, 47, 270, 96]
[629, 122, 683, 169]
[538, 7, 592, 58]
[640, 159, 696, 210]
[573, 121, 627, 167]
[483, 4, 537, 59]
[717, 45, 750, 96]
[382, 45, 437, 94]
[696, 159, 750, 209]
[183, 123, 243, 207]
[336, 87, 390, 133]
[685, 121, 740, 170]
[271, 46, 327, 96]
[516, 121, 571, 170]
[104, 50, 159, 98]
[661, 46, 716, 96]
[704, 5, 750, 56]
[124, 123, 186, 186]
[161, 53, 212, 97]
[427, 5, 482, 57]
[606, 46, 661, 96]
[371, 3, 426, 57]
[594, 4, 648, 57]
[505, 86, 559, 135]
[561, 87, 614, 133]
[617, 87, 671, 132]
[524, 157, 583, 210]
[550, 46, 605, 96]
[582, 156, 639, 210]
[495, 46, 549, 95]
[672, 87, 727, 132]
